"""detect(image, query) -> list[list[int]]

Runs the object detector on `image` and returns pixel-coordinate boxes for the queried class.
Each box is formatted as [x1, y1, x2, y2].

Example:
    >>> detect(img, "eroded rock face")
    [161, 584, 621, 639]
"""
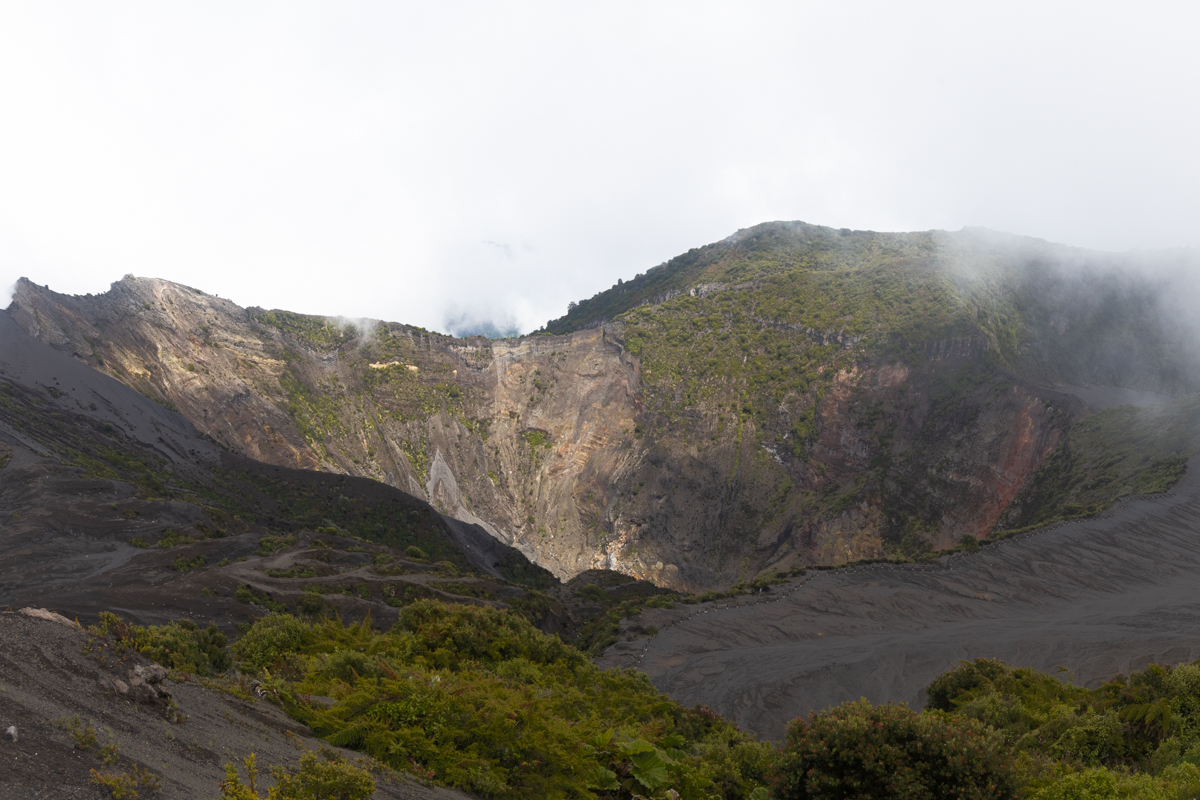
[6, 276, 1078, 589]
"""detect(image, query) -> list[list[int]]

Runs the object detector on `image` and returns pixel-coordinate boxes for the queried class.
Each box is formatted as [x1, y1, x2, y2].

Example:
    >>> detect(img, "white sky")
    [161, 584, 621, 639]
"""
[1, 2, 1198, 334]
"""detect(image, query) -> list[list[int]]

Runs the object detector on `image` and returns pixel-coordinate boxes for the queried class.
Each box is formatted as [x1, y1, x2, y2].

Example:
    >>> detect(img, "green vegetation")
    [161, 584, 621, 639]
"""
[382, 583, 435, 608]
[1000, 395, 1200, 532]
[90, 612, 232, 675]
[74, 446, 167, 497]
[235, 585, 289, 614]
[523, 429, 549, 450]
[542, 225, 987, 439]
[217, 750, 375, 800]
[232, 602, 771, 799]
[771, 699, 1016, 800]
[60, 714, 160, 798]
[534, 222, 1200, 548]
[494, 550, 559, 591]
[232, 612, 307, 670]
[396, 435, 430, 483]
[256, 535, 296, 556]
[572, 590, 678, 656]
[91, 594, 1200, 800]
[220, 468, 473, 572]
[256, 310, 356, 350]
[617, 257, 977, 441]
[89, 764, 160, 798]
[171, 553, 207, 572]
[433, 581, 496, 600]
[927, 657, 1200, 799]
[59, 714, 99, 750]
[361, 359, 449, 424]
[352, 326, 473, 425]
[99, 742, 120, 766]
[157, 528, 187, 547]
[278, 362, 345, 453]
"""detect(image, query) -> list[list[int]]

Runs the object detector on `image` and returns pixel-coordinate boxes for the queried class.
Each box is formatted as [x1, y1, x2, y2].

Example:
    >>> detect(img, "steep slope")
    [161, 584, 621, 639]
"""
[0, 309, 555, 628]
[10, 223, 1199, 589]
[8, 280, 644, 582]
[0, 612, 468, 799]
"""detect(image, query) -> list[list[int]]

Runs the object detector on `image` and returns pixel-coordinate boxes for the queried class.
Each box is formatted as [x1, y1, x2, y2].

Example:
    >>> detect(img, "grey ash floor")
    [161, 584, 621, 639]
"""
[599, 457, 1200, 740]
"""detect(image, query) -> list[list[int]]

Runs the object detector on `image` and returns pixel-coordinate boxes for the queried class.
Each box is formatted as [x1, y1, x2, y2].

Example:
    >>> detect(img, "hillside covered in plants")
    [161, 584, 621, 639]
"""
[85, 596, 1200, 800]
[10, 222, 1200, 589]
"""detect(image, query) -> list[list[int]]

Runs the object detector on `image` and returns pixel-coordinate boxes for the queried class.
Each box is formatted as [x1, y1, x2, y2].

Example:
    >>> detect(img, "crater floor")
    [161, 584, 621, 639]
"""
[600, 456, 1200, 740]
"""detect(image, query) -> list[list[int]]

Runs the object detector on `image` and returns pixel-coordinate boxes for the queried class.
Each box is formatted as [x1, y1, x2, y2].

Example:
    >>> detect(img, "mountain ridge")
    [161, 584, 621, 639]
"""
[9, 222, 1199, 589]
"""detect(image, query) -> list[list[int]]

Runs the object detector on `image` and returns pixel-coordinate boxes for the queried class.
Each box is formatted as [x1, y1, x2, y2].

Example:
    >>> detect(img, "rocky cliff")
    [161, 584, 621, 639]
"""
[10, 223, 1197, 589]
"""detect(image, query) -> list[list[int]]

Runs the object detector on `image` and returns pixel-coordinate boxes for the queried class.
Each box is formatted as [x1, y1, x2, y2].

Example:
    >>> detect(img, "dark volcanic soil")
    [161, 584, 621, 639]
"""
[598, 456, 1200, 741]
[0, 612, 471, 799]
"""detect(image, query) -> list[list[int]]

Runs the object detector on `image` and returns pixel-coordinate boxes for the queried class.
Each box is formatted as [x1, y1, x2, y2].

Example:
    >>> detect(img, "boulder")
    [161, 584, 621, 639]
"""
[17, 607, 80, 629]
[131, 683, 161, 705]
[131, 664, 168, 685]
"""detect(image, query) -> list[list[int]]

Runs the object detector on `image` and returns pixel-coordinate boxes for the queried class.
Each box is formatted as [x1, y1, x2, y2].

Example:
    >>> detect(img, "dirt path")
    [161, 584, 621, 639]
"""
[599, 457, 1200, 740]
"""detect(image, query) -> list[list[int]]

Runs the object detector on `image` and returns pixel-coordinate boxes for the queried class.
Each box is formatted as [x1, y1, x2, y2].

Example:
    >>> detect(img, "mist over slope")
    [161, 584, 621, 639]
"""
[9, 222, 1199, 589]
[544, 223, 1200, 394]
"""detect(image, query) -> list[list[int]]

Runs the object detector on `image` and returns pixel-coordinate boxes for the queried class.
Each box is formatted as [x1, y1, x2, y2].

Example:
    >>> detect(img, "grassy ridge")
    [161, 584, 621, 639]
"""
[618, 252, 980, 445]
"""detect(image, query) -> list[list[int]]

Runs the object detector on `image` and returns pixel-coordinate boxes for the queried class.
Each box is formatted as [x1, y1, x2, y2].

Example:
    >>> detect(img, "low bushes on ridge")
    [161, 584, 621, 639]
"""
[240, 601, 772, 800]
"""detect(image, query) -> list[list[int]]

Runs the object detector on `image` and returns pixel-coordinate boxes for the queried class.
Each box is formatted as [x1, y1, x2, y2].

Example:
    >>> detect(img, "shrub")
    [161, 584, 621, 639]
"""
[98, 742, 120, 766]
[172, 553, 207, 572]
[1028, 768, 1119, 800]
[157, 528, 189, 547]
[924, 657, 1200, 770]
[90, 764, 160, 799]
[235, 584, 287, 613]
[325, 650, 377, 683]
[1024, 766, 1189, 800]
[578, 584, 610, 604]
[90, 613, 231, 675]
[296, 592, 325, 617]
[59, 715, 97, 749]
[404, 545, 428, 560]
[1049, 711, 1123, 766]
[770, 699, 1017, 800]
[217, 750, 374, 800]
[256, 535, 296, 556]
[271, 749, 375, 800]
[233, 613, 308, 671]
[264, 602, 772, 799]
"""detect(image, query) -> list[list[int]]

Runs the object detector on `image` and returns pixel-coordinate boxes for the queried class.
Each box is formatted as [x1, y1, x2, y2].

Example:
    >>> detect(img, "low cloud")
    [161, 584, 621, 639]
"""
[441, 307, 522, 339]
[328, 316, 381, 345]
